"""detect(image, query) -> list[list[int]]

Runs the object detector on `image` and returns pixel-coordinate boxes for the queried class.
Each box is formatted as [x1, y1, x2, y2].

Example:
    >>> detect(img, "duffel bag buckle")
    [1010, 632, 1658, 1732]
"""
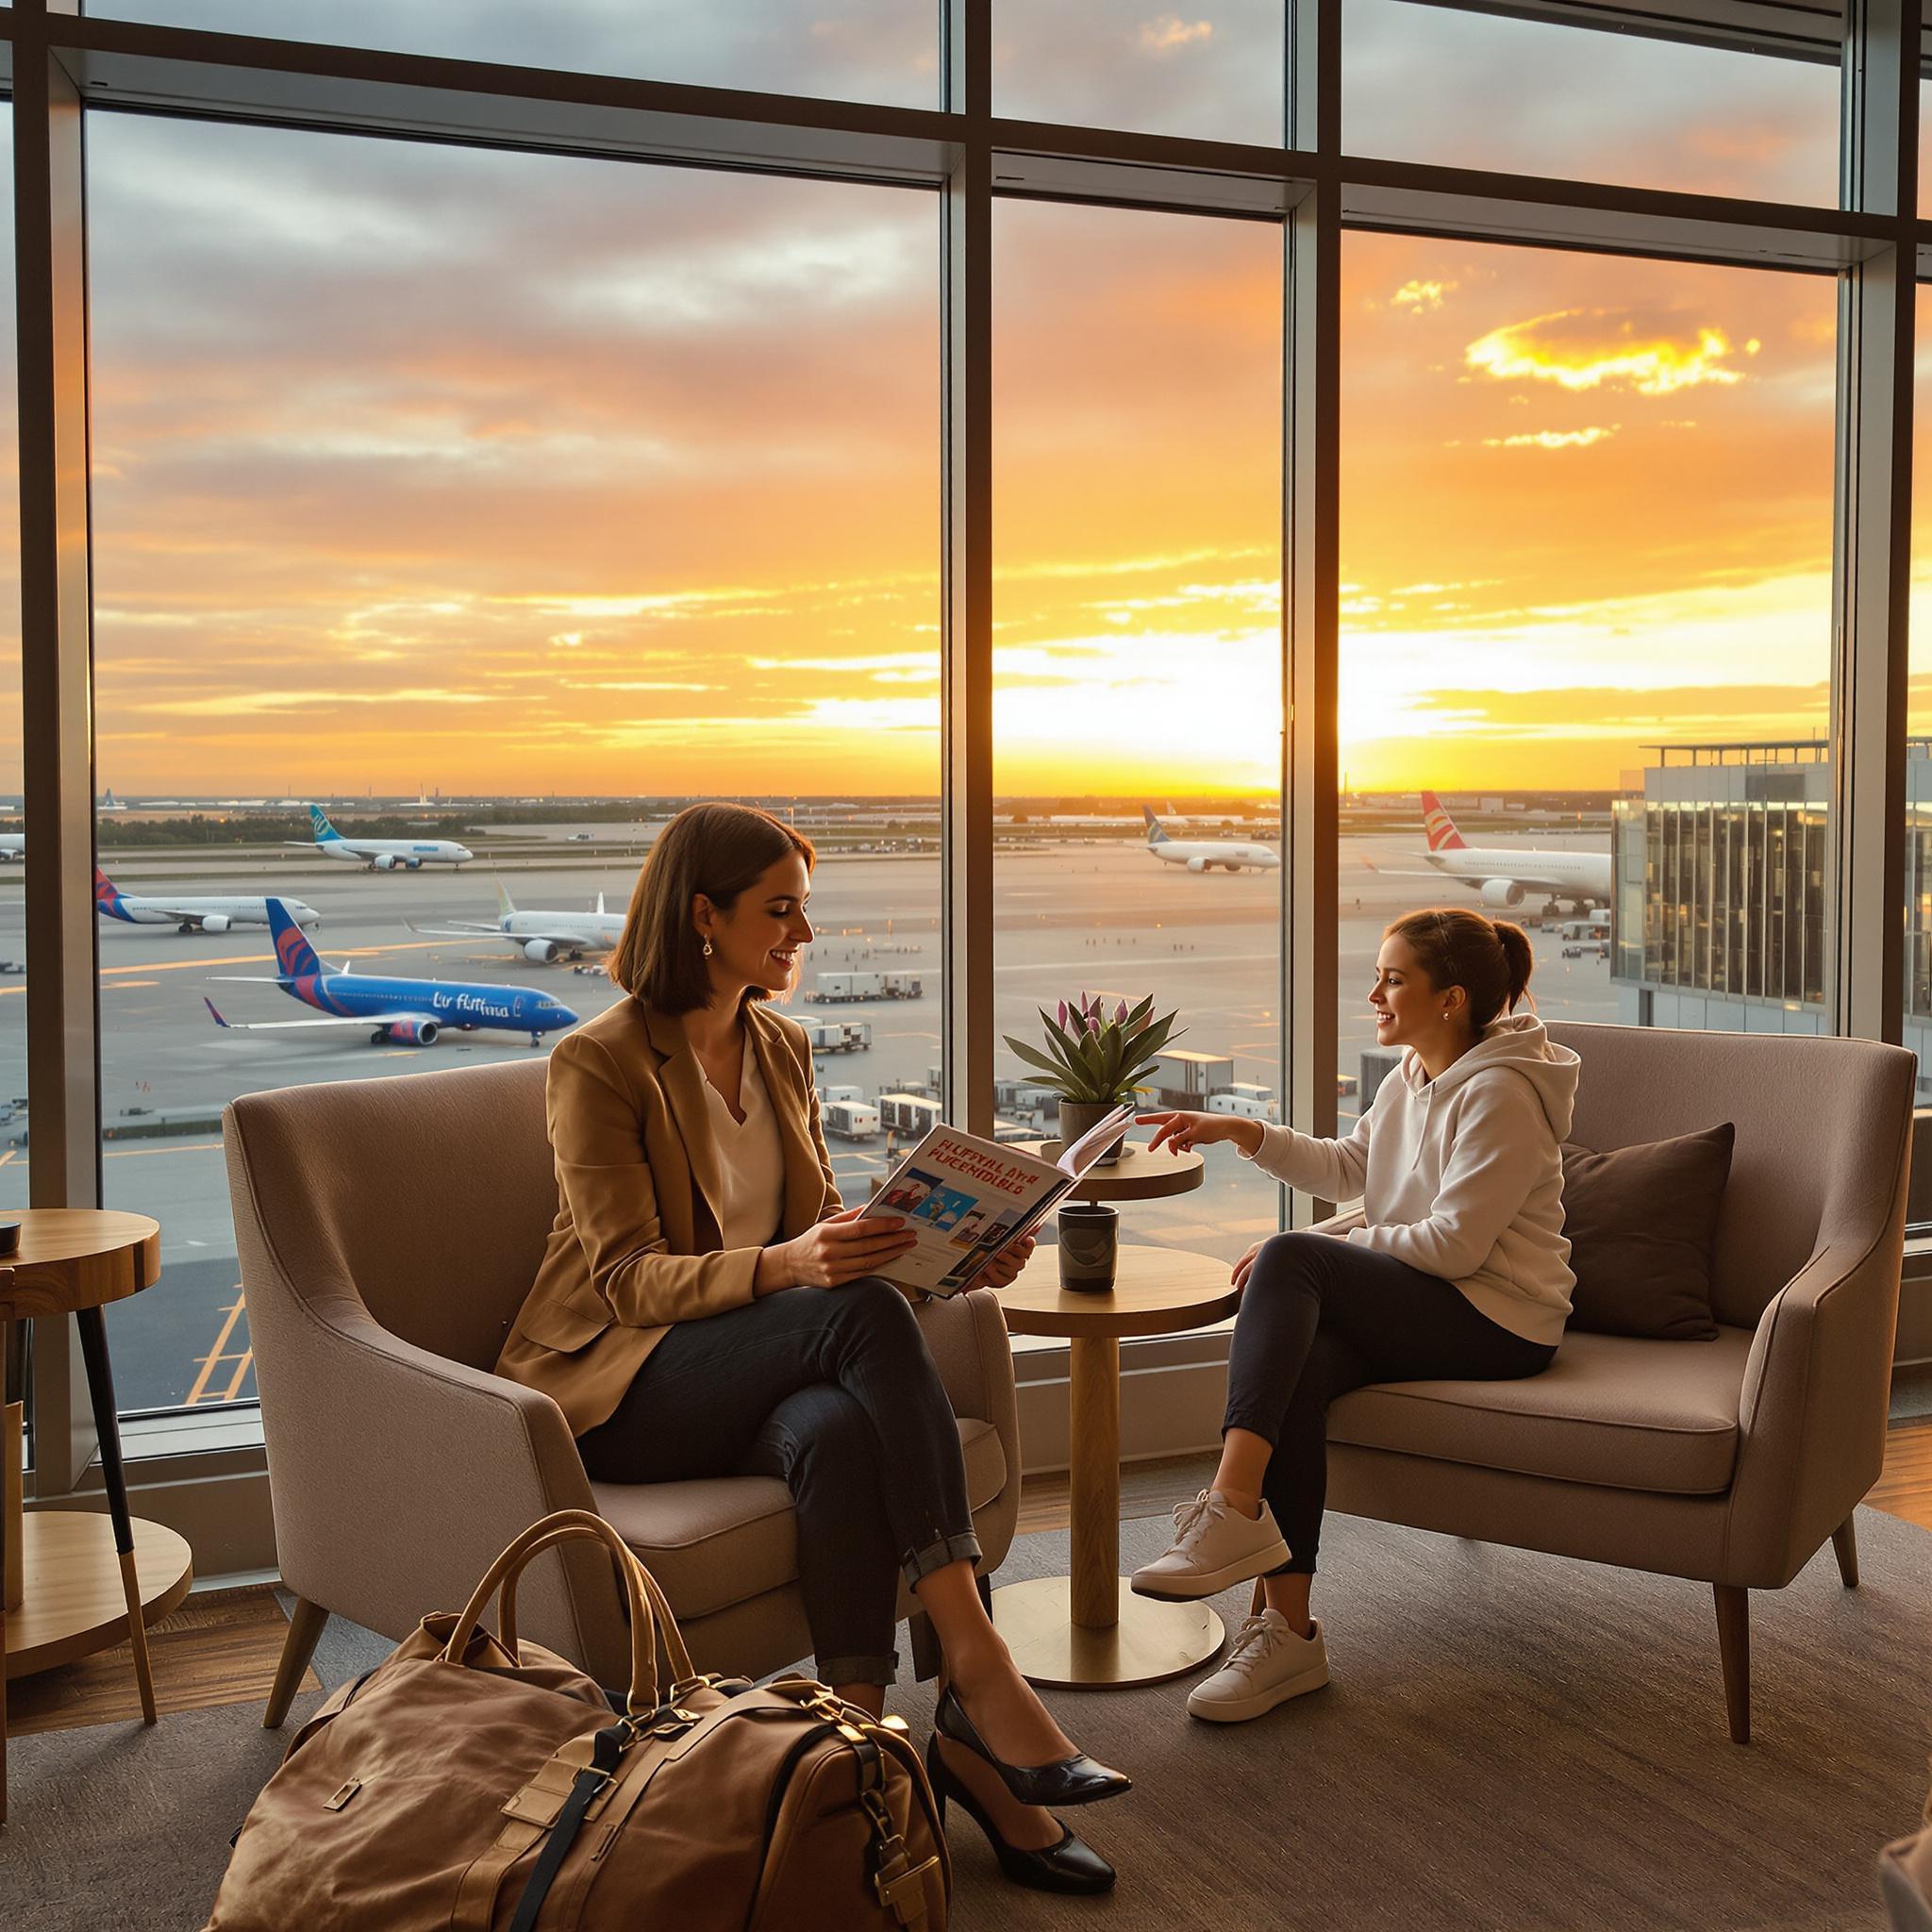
[873, 1846, 940, 1926]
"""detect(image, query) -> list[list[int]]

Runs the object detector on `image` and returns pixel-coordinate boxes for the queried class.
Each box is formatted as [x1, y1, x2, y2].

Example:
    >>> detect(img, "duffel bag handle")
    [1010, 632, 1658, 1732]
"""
[442, 1509, 676, 1716]
[497, 1521, 695, 1693]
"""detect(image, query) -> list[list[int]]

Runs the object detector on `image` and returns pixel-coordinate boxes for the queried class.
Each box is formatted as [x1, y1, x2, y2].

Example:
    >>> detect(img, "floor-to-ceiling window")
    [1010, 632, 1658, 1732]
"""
[991, 200, 1283, 1271]
[1339, 236, 1839, 1124]
[88, 115, 940, 1410]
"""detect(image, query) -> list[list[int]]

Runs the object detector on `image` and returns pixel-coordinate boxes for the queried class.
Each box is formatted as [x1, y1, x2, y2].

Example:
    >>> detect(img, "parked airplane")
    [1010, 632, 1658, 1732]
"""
[98, 788, 127, 812]
[95, 865, 321, 934]
[289, 804, 473, 871]
[1370, 791, 1612, 912]
[1142, 806, 1280, 874]
[0, 829, 21, 862]
[406, 883, 625, 962]
[203, 898, 577, 1047]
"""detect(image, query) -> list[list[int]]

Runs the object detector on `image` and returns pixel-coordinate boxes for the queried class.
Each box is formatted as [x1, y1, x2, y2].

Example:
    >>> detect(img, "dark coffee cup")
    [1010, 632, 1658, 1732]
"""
[1057, 1203, 1118, 1292]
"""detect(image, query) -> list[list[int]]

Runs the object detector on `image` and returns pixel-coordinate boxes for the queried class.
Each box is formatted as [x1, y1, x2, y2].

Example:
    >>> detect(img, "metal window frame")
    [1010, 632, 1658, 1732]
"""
[5, 0, 1918, 1551]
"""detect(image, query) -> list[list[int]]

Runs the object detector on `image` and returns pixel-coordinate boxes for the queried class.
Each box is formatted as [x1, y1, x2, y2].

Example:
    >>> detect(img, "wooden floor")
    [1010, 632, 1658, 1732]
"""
[11, 1421, 1932, 1737]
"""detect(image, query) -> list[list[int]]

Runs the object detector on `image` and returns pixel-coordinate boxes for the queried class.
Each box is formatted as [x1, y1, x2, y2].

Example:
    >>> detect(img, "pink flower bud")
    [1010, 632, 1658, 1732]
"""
[1056, 999, 1069, 1029]
[1115, 999, 1128, 1024]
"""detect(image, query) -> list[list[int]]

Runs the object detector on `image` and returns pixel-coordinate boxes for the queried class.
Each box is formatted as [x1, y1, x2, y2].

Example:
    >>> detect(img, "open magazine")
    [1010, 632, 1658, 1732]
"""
[858, 1103, 1135, 1295]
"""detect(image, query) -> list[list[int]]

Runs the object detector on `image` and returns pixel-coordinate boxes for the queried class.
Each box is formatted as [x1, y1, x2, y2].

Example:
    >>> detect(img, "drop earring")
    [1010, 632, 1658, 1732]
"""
[702, 939, 714, 957]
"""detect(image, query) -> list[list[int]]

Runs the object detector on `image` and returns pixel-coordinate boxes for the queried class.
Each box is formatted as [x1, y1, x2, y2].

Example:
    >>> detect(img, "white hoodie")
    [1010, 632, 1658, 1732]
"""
[1241, 1013, 1580, 1348]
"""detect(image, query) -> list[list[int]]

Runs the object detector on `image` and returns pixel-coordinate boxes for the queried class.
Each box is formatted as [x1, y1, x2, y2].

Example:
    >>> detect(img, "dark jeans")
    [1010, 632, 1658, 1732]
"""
[576, 1280, 980, 1688]
[1224, 1232, 1557, 1575]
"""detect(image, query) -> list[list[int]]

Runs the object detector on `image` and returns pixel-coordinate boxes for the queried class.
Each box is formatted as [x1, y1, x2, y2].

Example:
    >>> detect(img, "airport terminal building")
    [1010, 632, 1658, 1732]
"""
[1611, 737, 1932, 1100]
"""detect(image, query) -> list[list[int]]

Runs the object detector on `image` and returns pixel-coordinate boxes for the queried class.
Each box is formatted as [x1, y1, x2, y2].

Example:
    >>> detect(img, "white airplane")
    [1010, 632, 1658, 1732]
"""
[1142, 806, 1280, 874]
[290, 804, 473, 872]
[0, 829, 21, 862]
[98, 787, 127, 812]
[95, 864, 321, 933]
[408, 883, 625, 963]
[1369, 791, 1611, 912]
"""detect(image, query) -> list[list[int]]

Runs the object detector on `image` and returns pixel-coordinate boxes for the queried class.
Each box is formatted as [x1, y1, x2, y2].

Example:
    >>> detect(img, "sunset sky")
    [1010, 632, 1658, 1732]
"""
[0, 7, 1923, 797]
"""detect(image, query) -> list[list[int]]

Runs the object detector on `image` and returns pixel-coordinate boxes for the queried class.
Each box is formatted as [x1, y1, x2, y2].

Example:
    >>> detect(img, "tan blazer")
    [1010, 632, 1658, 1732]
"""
[496, 995, 842, 1436]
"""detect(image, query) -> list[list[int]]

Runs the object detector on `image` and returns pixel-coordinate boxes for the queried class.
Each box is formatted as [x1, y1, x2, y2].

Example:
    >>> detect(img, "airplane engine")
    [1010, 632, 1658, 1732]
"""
[1222, 862, 1242, 873]
[523, 938, 560, 963]
[201, 913, 230, 933]
[1481, 877, 1525, 908]
[1187, 857, 1208, 874]
[384, 1018, 441, 1046]
[373, 853, 401, 871]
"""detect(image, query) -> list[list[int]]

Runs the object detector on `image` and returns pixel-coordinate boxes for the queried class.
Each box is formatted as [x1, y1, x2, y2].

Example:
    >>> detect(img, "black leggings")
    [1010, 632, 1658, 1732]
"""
[576, 1281, 980, 1689]
[1223, 1231, 1557, 1575]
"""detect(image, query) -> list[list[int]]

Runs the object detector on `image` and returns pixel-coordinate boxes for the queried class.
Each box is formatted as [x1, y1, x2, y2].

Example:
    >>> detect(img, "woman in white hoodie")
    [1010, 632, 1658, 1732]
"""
[1133, 906, 1577, 1723]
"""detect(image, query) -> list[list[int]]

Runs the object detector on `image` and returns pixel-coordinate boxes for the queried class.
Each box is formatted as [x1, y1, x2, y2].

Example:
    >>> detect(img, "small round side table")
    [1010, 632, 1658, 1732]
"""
[993, 1241, 1240, 1690]
[1, 1208, 192, 1825]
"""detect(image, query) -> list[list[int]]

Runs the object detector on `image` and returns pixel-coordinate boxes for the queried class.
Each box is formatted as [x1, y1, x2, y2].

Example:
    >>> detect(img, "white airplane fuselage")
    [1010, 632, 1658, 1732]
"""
[1151, 839, 1281, 874]
[0, 835, 23, 861]
[320, 836, 472, 870]
[108, 891, 322, 931]
[498, 910, 625, 954]
[1419, 846, 1612, 908]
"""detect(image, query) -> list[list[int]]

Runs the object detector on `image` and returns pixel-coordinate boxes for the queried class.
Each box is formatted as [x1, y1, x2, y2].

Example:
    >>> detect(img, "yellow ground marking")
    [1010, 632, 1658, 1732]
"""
[102, 1141, 224, 1158]
[0, 936, 459, 996]
[0, 1150, 15, 1169]
[186, 1291, 247, 1407]
[101, 980, 160, 991]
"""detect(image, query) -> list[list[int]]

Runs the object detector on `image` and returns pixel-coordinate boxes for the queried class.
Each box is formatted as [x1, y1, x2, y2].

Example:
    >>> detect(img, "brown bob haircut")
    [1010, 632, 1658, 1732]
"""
[608, 802, 816, 1015]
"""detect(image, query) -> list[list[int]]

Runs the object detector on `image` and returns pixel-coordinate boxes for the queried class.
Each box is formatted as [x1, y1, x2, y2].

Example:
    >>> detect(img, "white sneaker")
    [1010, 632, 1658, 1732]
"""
[1187, 1611, 1330, 1723]
[1130, 1490, 1291, 1601]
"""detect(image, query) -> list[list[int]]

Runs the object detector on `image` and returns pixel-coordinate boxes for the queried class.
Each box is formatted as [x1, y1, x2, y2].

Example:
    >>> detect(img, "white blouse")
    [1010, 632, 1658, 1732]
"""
[702, 1030, 787, 1252]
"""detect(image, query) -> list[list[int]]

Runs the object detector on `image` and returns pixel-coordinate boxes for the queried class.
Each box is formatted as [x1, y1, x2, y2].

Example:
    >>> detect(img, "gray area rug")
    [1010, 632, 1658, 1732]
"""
[7, 1507, 1930, 1930]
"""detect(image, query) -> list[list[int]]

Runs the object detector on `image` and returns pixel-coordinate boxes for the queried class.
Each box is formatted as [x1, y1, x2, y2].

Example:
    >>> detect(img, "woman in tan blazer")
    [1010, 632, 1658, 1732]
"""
[497, 802, 1126, 1897]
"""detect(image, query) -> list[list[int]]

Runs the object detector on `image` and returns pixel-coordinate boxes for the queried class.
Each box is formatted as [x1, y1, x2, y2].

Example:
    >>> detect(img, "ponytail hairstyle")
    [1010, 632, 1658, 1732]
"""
[1384, 906, 1534, 1036]
[609, 802, 815, 1015]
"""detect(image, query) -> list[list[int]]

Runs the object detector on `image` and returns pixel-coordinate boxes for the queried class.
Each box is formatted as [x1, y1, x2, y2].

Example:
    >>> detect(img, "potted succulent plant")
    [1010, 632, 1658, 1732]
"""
[1004, 992, 1184, 1165]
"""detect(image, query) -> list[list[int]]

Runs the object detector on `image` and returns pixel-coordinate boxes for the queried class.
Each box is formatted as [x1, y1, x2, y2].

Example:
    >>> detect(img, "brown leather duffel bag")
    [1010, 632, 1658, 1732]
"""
[205, 1508, 948, 1931]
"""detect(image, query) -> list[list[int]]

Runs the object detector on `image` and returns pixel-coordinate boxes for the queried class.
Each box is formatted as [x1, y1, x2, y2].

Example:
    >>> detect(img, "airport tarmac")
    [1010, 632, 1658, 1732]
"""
[0, 828, 1618, 1413]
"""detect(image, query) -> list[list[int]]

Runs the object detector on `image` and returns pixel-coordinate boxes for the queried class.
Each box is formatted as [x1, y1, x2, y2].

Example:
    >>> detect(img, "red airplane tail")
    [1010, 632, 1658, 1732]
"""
[1420, 791, 1468, 853]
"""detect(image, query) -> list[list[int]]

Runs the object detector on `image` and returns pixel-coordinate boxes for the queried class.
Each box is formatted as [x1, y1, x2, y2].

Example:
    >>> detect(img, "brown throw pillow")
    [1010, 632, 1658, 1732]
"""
[1559, 1124, 1735, 1341]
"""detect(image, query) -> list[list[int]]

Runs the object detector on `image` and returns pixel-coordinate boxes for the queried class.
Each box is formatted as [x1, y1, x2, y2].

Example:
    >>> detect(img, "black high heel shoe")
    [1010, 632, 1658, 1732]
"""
[925, 1738, 1117, 1896]
[931, 1684, 1131, 1807]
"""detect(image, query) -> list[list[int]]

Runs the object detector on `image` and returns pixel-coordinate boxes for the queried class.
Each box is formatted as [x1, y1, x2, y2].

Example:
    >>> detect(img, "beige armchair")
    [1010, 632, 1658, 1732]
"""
[222, 1057, 1021, 1724]
[1322, 1021, 1914, 1742]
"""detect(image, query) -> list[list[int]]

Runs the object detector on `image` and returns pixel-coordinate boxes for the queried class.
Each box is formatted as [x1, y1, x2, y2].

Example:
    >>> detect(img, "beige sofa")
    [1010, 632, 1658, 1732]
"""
[1323, 1021, 1915, 1742]
[223, 1057, 1021, 1723]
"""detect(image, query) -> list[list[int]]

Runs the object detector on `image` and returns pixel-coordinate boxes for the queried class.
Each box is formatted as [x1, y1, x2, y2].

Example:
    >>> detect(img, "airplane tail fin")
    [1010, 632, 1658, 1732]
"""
[1420, 791, 1468, 852]
[308, 803, 342, 843]
[204, 996, 230, 1029]
[93, 865, 129, 920]
[496, 879, 516, 919]
[266, 897, 324, 980]
[595, 891, 607, 917]
[1141, 806, 1169, 846]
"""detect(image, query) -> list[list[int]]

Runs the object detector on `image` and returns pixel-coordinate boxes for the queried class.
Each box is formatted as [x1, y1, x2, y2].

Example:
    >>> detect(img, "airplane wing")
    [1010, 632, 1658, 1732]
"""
[204, 997, 439, 1032]
[405, 919, 500, 940]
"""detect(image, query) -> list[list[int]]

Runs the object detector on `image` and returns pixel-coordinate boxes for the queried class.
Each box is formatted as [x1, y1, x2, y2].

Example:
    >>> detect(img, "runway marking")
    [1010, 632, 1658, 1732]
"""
[998, 952, 1277, 975]
[103, 1141, 224, 1158]
[187, 1291, 251, 1406]
[0, 1150, 14, 1170]
[0, 936, 460, 996]
[102, 979, 160, 991]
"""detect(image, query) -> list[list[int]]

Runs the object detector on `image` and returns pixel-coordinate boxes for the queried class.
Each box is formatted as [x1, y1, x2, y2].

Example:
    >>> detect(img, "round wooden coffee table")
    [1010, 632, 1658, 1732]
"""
[992, 1243, 1240, 1690]
[1, 1208, 191, 1825]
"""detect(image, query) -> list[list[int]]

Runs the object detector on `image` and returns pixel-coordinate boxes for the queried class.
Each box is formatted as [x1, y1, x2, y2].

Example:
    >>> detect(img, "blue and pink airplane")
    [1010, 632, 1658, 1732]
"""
[203, 898, 579, 1048]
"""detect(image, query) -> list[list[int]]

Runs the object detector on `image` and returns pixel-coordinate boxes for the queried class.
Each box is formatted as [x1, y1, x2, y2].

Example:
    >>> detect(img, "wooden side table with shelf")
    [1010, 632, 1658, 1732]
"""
[991, 1140, 1240, 1690]
[1, 1208, 194, 1824]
